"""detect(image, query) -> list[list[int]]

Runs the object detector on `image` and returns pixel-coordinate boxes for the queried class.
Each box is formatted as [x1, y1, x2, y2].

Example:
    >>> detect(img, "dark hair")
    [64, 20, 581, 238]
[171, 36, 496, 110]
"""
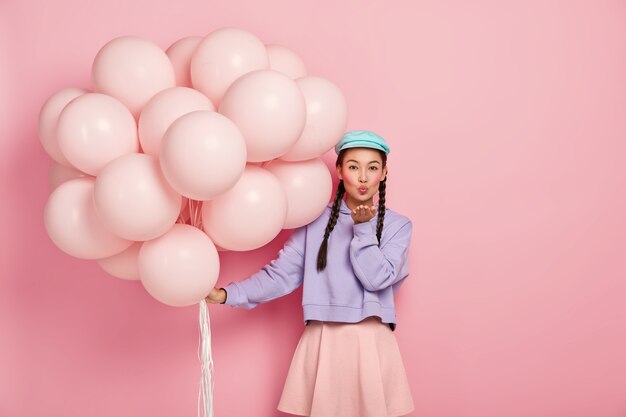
[316, 148, 388, 272]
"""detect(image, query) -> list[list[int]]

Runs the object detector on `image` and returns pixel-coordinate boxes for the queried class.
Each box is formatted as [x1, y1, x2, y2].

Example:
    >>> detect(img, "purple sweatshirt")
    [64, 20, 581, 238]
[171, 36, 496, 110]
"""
[223, 198, 413, 330]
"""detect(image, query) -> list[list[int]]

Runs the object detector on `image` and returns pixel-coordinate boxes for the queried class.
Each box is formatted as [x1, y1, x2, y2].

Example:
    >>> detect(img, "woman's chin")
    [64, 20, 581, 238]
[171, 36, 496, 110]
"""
[349, 194, 374, 204]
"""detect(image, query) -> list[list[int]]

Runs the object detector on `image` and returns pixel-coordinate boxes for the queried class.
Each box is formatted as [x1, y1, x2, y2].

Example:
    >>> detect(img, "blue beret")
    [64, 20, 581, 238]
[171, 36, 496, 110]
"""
[335, 130, 390, 155]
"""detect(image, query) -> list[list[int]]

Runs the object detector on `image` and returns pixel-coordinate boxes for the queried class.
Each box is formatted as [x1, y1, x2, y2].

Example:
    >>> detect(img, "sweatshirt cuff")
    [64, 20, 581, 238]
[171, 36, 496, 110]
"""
[223, 282, 243, 307]
[219, 287, 227, 304]
[353, 221, 377, 241]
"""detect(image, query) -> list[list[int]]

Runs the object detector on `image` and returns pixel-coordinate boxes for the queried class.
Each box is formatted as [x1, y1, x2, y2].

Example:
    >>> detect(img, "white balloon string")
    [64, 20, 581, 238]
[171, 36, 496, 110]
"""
[261, 158, 275, 168]
[189, 199, 195, 227]
[189, 199, 202, 229]
[190, 200, 195, 227]
[194, 200, 200, 228]
[197, 200, 203, 229]
[198, 299, 215, 417]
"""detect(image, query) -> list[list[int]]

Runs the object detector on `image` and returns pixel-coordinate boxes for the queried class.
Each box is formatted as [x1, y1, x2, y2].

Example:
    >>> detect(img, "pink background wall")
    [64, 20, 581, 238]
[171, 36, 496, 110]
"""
[2, 0, 626, 416]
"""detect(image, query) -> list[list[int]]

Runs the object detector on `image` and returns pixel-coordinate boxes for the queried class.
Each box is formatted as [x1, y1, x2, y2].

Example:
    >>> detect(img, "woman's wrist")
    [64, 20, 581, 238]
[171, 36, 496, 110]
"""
[219, 288, 227, 304]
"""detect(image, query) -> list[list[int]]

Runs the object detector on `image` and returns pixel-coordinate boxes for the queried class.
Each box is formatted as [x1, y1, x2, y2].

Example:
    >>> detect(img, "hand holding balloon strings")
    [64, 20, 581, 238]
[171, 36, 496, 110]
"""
[205, 287, 227, 304]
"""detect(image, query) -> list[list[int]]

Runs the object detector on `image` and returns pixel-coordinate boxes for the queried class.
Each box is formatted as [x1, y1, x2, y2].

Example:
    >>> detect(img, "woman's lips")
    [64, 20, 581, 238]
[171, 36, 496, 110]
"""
[358, 186, 368, 194]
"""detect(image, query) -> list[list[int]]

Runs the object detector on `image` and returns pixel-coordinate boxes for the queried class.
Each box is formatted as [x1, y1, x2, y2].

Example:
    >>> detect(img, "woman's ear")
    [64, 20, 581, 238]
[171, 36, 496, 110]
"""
[381, 166, 388, 181]
[336, 165, 343, 180]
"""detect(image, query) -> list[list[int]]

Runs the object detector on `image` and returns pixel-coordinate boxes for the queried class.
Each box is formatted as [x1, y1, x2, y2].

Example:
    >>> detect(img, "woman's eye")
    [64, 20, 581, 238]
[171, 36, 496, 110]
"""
[349, 166, 357, 170]
[369, 166, 378, 171]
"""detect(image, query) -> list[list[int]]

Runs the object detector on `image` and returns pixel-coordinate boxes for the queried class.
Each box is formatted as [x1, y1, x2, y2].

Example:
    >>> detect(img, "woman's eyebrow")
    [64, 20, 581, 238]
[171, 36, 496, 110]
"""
[346, 159, 381, 164]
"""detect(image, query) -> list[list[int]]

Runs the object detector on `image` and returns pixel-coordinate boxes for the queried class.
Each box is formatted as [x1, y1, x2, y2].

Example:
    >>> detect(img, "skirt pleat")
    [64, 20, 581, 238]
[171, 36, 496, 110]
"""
[277, 317, 414, 417]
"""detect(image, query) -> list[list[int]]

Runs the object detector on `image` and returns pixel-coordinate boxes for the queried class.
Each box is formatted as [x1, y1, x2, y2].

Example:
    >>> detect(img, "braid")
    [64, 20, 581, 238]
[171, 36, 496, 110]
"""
[376, 177, 387, 244]
[317, 180, 345, 272]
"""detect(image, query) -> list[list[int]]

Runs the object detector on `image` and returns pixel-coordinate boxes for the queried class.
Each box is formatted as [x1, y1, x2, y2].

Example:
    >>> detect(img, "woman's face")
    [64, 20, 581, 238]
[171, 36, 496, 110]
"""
[337, 148, 387, 207]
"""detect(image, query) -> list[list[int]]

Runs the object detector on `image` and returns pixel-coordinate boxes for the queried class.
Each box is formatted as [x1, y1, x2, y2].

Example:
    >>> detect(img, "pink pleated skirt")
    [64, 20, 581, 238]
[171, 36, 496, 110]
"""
[277, 316, 415, 417]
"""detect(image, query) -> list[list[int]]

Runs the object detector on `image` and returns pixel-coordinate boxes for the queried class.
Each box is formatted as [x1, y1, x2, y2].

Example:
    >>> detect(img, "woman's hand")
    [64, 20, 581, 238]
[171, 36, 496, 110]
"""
[351, 205, 377, 224]
[205, 287, 227, 304]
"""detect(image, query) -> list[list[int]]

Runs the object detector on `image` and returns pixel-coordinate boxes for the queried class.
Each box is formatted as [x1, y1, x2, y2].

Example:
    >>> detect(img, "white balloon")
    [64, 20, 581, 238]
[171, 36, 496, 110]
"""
[44, 178, 133, 259]
[97, 242, 142, 280]
[138, 87, 215, 157]
[94, 154, 182, 241]
[280, 77, 348, 161]
[202, 166, 287, 251]
[266, 44, 307, 79]
[265, 158, 332, 228]
[38, 87, 87, 166]
[57, 93, 139, 176]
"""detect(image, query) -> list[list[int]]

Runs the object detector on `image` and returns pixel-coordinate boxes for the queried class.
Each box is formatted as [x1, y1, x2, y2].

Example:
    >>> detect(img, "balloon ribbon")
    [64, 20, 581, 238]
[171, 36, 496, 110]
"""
[198, 299, 214, 417]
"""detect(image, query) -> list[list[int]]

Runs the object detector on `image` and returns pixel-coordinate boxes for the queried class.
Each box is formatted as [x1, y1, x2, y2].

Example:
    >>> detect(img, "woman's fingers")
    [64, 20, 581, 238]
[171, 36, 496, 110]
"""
[205, 287, 225, 304]
[351, 205, 376, 223]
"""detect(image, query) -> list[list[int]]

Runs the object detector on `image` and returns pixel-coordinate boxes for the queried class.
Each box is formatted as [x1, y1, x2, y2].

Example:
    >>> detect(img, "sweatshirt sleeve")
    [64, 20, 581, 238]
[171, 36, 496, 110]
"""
[349, 219, 412, 292]
[222, 226, 306, 309]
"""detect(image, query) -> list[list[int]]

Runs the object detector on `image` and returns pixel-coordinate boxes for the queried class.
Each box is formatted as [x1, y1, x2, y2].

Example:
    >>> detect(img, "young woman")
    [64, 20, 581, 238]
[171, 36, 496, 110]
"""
[206, 130, 415, 417]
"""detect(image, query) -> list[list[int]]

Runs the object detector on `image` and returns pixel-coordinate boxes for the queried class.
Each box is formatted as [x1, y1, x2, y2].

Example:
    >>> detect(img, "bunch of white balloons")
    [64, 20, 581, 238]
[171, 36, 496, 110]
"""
[41, 27, 348, 307]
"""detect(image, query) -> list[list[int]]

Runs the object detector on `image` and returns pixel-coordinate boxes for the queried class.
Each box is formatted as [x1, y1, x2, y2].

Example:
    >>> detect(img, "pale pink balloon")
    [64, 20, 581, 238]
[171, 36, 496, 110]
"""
[265, 158, 333, 229]
[202, 165, 287, 251]
[190, 28, 268, 104]
[48, 161, 91, 191]
[97, 242, 142, 280]
[94, 153, 182, 241]
[92, 36, 176, 118]
[280, 77, 348, 161]
[160, 111, 247, 200]
[219, 70, 306, 162]
[56, 93, 139, 176]
[138, 87, 215, 157]
[139, 224, 219, 307]
[44, 178, 133, 259]
[166, 36, 202, 87]
[38, 87, 87, 166]
[266, 44, 307, 79]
